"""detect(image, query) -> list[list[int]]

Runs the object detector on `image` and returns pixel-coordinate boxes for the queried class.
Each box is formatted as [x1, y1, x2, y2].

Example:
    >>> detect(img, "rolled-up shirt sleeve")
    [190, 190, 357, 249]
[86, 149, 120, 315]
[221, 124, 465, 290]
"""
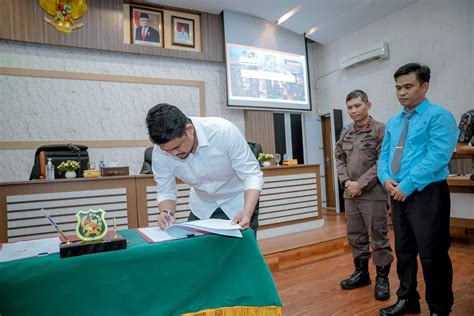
[151, 146, 178, 203]
[226, 123, 264, 191]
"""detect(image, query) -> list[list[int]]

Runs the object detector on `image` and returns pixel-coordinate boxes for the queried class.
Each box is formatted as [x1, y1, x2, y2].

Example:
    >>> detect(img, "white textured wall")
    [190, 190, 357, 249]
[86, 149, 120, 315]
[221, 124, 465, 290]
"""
[0, 40, 243, 181]
[309, 0, 473, 125]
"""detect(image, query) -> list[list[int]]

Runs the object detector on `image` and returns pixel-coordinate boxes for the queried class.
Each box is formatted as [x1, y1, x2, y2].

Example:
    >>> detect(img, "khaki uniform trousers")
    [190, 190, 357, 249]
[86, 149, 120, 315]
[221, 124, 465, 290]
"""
[345, 198, 393, 266]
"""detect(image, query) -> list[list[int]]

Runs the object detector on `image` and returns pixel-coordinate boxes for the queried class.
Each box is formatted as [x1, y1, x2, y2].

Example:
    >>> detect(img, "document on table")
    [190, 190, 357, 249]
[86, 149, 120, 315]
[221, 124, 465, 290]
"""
[0, 237, 61, 262]
[137, 219, 243, 243]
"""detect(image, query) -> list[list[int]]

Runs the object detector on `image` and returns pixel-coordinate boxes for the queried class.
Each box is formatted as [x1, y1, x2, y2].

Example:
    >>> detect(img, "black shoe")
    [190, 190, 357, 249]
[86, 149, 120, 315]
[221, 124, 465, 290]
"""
[380, 298, 421, 315]
[375, 265, 391, 301]
[340, 257, 371, 290]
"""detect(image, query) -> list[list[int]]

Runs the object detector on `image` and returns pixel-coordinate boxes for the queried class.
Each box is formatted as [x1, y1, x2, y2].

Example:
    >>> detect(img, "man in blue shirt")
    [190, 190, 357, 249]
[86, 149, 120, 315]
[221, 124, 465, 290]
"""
[378, 63, 458, 316]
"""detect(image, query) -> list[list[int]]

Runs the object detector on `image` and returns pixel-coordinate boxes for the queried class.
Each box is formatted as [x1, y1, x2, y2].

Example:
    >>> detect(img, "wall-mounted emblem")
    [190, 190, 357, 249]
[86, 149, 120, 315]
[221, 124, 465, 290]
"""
[39, 0, 88, 33]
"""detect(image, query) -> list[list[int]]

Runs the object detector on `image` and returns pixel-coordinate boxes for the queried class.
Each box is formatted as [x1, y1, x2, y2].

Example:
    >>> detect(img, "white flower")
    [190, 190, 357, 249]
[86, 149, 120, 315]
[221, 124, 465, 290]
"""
[258, 153, 274, 162]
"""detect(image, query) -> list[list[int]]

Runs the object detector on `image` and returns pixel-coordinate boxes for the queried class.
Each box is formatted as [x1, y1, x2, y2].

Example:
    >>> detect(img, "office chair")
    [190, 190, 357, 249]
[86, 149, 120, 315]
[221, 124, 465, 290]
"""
[140, 146, 154, 174]
[247, 141, 263, 159]
[29, 144, 89, 180]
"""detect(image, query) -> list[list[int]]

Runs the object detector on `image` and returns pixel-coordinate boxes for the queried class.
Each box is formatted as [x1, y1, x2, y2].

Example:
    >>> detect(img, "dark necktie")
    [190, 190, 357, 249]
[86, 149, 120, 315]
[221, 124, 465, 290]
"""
[391, 111, 414, 174]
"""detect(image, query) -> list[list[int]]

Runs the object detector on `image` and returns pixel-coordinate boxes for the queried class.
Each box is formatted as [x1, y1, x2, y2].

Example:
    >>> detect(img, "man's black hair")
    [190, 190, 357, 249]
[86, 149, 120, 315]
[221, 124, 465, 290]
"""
[145, 103, 191, 145]
[346, 90, 369, 103]
[394, 63, 431, 84]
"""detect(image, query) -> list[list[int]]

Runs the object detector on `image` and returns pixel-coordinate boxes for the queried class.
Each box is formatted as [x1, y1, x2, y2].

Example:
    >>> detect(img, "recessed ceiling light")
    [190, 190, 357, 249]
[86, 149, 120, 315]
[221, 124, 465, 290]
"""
[277, 5, 301, 25]
[306, 26, 318, 36]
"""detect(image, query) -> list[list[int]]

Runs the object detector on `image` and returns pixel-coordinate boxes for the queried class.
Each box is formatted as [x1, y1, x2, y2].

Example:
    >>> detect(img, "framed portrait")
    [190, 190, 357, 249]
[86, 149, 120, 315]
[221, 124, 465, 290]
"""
[171, 16, 195, 48]
[130, 7, 163, 47]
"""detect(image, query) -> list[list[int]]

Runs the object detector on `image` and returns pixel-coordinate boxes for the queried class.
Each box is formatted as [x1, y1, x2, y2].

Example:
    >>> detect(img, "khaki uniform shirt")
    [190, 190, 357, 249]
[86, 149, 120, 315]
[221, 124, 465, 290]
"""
[334, 117, 387, 200]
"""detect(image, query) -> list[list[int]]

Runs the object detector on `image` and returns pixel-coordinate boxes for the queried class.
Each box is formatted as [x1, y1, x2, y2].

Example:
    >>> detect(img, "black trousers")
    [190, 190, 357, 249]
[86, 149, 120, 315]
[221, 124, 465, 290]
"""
[188, 204, 259, 237]
[391, 180, 453, 314]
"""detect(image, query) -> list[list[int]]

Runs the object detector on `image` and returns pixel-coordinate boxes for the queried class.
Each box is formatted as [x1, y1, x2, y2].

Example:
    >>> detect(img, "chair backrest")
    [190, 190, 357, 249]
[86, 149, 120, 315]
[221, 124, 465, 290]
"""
[140, 146, 154, 174]
[247, 141, 263, 159]
[29, 144, 89, 180]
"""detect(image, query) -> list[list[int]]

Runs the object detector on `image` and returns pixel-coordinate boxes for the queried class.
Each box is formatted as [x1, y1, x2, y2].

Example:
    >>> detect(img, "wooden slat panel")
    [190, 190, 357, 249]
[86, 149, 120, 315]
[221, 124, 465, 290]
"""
[260, 207, 318, 221]
[0, 0, 224, 63]
[7, 195, 127, 211]
[0, 176, 140, 242]
[143, 167, 321, 229]
[260, 195, 316, 208]
[8, 210, 128, 228]
[8, 203, 128, 220]
[263, 173, 317, 183]
[8, 218, 129, 238]
[244, 110, 275, 154]
[4, 185, 134, 242]
[260, 201, 317, 215]
[7, 188, 126, 203]
[1, 166, 322, 241]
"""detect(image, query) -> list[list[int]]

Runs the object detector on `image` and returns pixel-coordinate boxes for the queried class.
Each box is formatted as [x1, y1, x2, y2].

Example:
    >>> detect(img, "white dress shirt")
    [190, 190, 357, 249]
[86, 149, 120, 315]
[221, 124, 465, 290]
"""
[152, 117, 264, 219]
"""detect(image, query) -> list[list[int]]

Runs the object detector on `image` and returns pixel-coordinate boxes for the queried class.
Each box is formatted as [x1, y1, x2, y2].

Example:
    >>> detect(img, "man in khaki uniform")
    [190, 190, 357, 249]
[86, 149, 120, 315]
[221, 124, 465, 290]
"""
[334, 90, 393, 301]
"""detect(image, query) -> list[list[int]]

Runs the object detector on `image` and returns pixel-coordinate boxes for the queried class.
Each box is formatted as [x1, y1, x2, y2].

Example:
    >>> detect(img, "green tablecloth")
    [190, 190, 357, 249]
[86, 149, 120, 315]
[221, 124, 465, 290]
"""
[0, 230, 281, 316]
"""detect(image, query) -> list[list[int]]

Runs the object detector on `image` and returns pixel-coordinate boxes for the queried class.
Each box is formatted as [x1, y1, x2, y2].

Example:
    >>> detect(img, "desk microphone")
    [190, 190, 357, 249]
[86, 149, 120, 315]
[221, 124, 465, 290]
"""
[68, 143, 80, 152]
[68, 143, 82, 177]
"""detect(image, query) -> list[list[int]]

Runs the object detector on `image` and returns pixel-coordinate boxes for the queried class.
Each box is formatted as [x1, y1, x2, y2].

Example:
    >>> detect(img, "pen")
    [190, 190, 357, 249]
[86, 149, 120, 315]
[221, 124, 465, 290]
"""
[41, 209, 70, 244]
[113, 217, 118, 238]
[37, 252, 49, 257]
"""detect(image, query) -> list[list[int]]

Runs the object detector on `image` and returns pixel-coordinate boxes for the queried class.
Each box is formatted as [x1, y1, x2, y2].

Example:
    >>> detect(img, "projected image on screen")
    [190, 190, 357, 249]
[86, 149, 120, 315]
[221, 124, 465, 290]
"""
[226, 44, 309, 107]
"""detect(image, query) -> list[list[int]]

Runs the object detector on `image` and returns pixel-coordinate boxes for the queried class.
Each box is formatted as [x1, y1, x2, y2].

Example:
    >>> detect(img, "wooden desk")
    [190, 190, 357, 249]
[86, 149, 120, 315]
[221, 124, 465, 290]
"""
[447, 176, 474, 228]
[136, 164, 322, 240]
[0, 176, 139, 243]
[0, 164, 322, 243]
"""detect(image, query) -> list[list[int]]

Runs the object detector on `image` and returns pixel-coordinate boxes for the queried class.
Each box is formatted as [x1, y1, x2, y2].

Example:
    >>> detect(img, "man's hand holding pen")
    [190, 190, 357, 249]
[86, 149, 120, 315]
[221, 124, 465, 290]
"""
[158, 209, 176, 229]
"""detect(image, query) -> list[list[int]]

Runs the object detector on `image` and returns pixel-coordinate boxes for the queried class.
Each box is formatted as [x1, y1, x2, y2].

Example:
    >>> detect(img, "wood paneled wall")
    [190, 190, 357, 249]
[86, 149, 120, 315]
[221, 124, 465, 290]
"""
[244, 110, 275, 154]
[0, 0, 224, 63]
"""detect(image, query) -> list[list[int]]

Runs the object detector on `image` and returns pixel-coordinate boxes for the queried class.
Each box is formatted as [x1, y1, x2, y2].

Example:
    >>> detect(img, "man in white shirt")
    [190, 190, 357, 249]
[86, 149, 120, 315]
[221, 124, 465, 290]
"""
[145, 103, 264, 234]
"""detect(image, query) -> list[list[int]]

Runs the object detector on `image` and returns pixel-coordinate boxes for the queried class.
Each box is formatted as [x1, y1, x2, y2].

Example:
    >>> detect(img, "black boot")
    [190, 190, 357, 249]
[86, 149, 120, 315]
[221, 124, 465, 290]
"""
[340, 257, 371, 290]
[375, 265, 391, 301]
[379, 298, 421, 315]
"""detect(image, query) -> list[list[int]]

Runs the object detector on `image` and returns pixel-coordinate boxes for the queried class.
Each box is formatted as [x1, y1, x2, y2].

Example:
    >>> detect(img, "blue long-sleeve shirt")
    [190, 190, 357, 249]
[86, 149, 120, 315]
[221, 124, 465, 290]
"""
[378, 99, 459, 197]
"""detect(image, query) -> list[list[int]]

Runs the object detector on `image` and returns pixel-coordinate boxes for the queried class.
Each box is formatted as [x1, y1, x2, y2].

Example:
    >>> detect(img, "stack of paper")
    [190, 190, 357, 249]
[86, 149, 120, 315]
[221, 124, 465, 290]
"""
[0, 237, 60, 262]
[137, 219, 242, 243]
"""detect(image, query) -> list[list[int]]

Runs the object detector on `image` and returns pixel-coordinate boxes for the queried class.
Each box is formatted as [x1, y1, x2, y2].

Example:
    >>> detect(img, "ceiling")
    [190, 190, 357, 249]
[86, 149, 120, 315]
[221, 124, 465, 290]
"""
[145, 0, 417, 45]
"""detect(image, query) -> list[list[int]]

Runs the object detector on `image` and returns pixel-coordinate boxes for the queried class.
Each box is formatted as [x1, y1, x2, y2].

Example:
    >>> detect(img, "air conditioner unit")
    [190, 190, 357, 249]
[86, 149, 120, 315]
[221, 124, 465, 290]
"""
[339, 41, 389, 69]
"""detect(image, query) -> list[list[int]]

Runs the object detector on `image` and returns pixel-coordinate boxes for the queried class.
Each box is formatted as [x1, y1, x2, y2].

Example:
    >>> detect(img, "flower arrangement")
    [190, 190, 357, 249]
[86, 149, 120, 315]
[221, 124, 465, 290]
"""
[257, 153, 274, 162]
[57, 160, 80, 172]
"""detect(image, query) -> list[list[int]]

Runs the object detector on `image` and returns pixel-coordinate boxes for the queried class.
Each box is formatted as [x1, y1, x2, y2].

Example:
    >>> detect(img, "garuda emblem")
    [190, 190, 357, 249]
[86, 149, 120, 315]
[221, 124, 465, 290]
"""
[39, 0, 88, 33]
[75, 208, 108, 241]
